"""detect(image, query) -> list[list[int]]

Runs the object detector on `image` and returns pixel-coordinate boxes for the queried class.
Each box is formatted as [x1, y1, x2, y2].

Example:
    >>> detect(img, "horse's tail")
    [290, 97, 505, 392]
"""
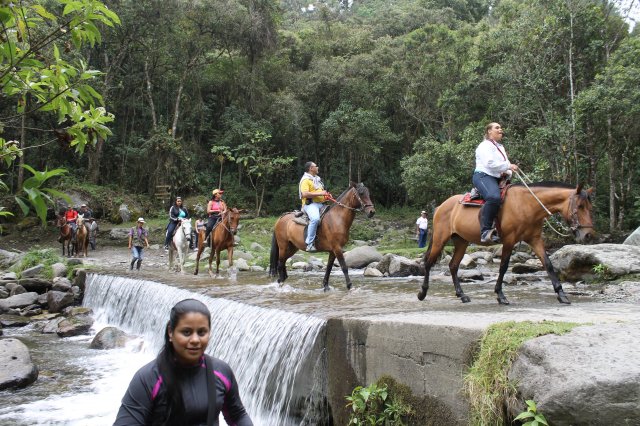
[269, 232, 279, 277]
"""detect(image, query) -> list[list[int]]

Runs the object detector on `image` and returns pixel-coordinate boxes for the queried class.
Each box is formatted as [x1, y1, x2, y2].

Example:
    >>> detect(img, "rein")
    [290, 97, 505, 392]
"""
[327, 187, 373, 212]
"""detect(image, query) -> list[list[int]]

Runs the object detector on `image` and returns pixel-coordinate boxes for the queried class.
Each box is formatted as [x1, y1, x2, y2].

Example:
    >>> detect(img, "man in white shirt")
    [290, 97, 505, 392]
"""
[416, 211, 429, 248]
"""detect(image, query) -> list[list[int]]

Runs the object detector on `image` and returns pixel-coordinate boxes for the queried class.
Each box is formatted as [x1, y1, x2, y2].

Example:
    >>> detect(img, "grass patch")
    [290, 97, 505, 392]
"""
[11, 247, 64, 279]
[464, 320, 581, 426]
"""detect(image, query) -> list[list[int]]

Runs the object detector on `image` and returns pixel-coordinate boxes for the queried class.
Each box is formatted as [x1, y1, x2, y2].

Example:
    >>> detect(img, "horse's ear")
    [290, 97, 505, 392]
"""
[576, 183, 584, 194]
[586, 187, 594, 196]
[350, 181, 357, 188]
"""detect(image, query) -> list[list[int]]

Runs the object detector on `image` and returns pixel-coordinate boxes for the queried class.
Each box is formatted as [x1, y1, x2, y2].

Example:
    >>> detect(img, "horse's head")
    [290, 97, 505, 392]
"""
[56, 215, 66, 227]
[226, 208, 241, 235]
[567, 184, 595, 243]
[76, 214, 85, 226]
[352, 182, 376, 218]
[181, 218, 192, 241]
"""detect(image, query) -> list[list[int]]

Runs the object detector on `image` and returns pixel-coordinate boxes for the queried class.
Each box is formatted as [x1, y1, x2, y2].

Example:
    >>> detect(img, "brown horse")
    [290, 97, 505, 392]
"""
[194, 208, 242, 277]
[75, 215, 89, 257]
[269, 182, 375, 291]
[56, 215, 74, 257]
[417, 182, 595, 305]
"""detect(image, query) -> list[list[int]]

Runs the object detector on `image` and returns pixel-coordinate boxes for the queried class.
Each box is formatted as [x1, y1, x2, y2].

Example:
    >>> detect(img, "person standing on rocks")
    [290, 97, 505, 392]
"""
[88, 218, 99, 250]
[128, 218, 149, 271]
[415, 210, 429, 248]
[114, 299, 253, 425]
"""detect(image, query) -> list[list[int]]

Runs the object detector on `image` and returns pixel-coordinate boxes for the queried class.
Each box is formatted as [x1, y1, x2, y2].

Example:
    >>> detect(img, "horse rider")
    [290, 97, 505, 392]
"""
[78, 203, 93, 219]
[203, 189, 227, 245]
[164, 196, 190, 251]
[64, 205, 79, 241]
[299, 161, 329, 253]
[472, 122, 519, 243]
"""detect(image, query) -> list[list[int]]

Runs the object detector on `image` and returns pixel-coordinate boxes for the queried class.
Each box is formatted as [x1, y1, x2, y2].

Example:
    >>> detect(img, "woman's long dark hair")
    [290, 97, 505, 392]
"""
[156, 299, 211, 426]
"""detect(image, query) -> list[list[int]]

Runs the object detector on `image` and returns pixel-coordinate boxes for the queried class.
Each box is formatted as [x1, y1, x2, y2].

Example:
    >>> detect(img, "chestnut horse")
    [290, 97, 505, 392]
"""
[194, 208, 241, 277]
[269, 182, 375, 291]
[417, 182, 594, 305]
[75, 215, 89, 257]
[56, 215, 74, 257]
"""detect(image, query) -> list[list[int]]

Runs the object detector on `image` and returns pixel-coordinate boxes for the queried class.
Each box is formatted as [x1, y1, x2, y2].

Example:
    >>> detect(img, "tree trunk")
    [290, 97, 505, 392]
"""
[144, 59, 158, 131]
[607, 116, 616, 231]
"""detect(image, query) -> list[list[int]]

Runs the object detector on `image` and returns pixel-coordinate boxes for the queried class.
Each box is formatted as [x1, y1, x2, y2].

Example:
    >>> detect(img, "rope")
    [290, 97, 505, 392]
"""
[513, 169, 572, 237]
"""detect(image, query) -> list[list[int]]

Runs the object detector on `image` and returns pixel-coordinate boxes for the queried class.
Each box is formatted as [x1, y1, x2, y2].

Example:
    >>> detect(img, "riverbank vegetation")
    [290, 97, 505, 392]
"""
[1, 0, 639, 236]
[464, 320, 581, 425]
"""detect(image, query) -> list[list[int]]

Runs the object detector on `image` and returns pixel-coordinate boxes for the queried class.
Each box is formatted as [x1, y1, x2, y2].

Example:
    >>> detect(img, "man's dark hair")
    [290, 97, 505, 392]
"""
[304, 161, 314, 172]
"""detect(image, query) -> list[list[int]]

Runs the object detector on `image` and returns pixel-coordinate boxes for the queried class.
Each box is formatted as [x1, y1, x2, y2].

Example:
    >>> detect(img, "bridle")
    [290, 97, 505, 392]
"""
[331, 186, 374, 212]
[217, 210, 237, 235]
[567, 192, 594, 232]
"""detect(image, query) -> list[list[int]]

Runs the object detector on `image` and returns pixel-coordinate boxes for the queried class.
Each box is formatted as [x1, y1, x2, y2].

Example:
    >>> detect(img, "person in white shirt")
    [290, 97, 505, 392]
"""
[472, 122, 519, 243]
[415, 211, 429, 248]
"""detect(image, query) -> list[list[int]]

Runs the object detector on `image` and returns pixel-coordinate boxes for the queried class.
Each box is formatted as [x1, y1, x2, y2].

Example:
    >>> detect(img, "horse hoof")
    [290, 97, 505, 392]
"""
[346, 283, 352, 291]
[417, 291, 426, 301]
[323, 285, 330, 292]
[557, 292, 571, 304]
[461, 295, 471, 303]
[497, 297, 510, 305]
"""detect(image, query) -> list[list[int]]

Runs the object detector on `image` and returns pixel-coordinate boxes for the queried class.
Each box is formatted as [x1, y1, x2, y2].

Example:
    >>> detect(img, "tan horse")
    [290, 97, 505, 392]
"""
[269, 182, 375, 291]
[57, 215, 74, 257]
[75, 215, 89, 257]
[417, 182, 595, 305]
[194, 208, 242, 277]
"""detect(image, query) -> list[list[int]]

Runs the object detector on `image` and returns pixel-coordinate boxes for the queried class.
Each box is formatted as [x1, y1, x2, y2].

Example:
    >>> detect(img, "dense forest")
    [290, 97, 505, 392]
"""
[1, 0, 639, 231]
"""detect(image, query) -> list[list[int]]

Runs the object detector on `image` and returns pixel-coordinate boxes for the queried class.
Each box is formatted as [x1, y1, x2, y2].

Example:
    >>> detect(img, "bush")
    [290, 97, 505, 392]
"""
[11, 248, 64, 279]
[346, 378, 413, 425]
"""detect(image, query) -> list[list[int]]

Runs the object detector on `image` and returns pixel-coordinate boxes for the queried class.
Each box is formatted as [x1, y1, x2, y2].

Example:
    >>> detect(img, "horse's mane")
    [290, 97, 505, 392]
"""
[511, 181, 575, 189]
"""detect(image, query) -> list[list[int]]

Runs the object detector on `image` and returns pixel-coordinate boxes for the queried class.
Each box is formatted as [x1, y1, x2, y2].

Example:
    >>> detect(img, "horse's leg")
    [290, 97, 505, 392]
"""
[495, 243, 514, 305]
[226, 245, 234, 276]
[215, 248, 222, 276]
[194, 233, 204, 275]
[322, 252, 337, 291]
[527, 236, 571, 304]
[449, 236, 470, 303]
[418, 232, 445, 301]
[335, 250, 353, 291]
[207, 245, 216, 277]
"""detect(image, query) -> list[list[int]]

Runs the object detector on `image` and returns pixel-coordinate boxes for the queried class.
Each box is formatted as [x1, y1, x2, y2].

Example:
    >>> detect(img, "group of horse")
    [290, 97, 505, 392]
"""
[56, 214, 90, 258]
[168, 208, 242, 277]
[268, 180, 595, 305]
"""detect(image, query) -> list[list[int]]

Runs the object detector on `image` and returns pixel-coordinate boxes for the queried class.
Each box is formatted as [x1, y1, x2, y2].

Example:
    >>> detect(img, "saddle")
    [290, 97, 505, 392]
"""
[460, 181, 511, 207]
[292, 205, 330, 226]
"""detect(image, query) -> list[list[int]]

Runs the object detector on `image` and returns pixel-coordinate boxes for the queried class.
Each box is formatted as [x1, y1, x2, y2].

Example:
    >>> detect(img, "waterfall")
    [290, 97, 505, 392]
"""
[83, 274, 329, 425]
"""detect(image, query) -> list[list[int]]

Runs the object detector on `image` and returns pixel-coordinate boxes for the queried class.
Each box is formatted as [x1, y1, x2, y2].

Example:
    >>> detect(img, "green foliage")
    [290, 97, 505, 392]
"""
[14, 166, 70, 225]
[464, 321, 580, 426]
[346, 381, 412, 425]
[11, 248, 64, 279]
[514, 400, 549, 426]
[592, 263, 614, 281]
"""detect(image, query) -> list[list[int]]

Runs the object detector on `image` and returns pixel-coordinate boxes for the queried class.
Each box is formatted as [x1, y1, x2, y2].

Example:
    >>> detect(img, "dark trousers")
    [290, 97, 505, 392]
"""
[473, 171, 501, 234]
[205, 214, 221, 238]
[418, 228, 428, 248]
[164, 220, 178, 246]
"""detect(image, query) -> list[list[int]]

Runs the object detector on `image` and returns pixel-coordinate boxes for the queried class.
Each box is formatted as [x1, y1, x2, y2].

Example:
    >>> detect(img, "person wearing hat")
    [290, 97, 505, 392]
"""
[416, 210, 429, 248]
[128, 217, 150, 270]
[88, 217, 99, 250]
[299, 161, 328, 252]
[163, 196, 190, 250]
[78, 203, 93, 219]
[203, 189, 227, 245]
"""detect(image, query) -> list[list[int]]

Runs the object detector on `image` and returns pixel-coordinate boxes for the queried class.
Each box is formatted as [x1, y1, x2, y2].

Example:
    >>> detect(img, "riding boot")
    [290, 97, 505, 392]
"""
[130, 259, 135, 270]
[136, 259, 142, 270]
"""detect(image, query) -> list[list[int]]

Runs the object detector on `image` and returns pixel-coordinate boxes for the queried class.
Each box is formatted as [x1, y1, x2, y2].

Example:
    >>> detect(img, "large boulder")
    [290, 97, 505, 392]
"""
[90, 327, 131, 350]
[0, 338, 38, 390]
[623, 226, 640, 246]
[18, 278, 51, 294]
[47, 291, 75, 313]
[343, 246, 383, 269]
[508, 322, 640, 425]
[550, 244, 640, 281]
[51, 262, 68, 278]
[56, 314, 94, 338]
[109, 228, 131, 240]
[376, 254, 422, 277]
[20, 264, 45, 278]
[0, 292, 39, 313]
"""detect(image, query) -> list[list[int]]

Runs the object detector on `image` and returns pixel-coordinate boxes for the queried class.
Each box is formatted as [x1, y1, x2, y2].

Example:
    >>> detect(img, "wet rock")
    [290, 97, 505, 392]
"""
[21, 264, 45, 278]
[0, 287, 8, 298]
[249, 266, 265, 272]
[51, 277, 72, 292]
[20, 305, 42, 317]
[343, 246, 383, 269]
[0, 314, 30, 327]
[459, 254, 476, 269]
[18, 278, 51, 294]
[364, 267, 383, 277]
[42, 317, 65, 334]
[388, 255, 422, 277]
[291, 261, 309, 270]
[63, 306, 93, 317]
[457, 269, 484, 281]
[469, 251, 494, 262]
[233, 258, 250, 271]
[623, 226, 640, 246]
[56, 314, 94, 337]
[508, 321, 640, 425]
[51, 262, 67, 278]
[0, 338, 38, 390]
[90, 327, 131, 350]
[0, 292, 39, 313]
[47, 291, 75, 313]
[511, 263, 541, 274]
[9, 284, 26, 296]
[550, 244, 640, 281]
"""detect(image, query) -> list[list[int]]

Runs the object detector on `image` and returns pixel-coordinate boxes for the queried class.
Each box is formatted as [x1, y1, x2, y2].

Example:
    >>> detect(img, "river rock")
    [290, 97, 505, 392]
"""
[0, 314, 30, 327]
[343, 246, 383, 269]
[234, 251, 254, 261]
[42, 317, 65, 334]
[379, 254, 422, 277]
[0, 249, 21, 269]
[56, 314, 94, 338]
[51, 277, 72, 292]
[364, 266, 383, 277]
[20, 305, 42, 317]
[90, 327, 130, 350]
[250, 242, 265, 251]
[9, 284, 26, 296]
[459, 254, 476, 269]
[292, 261, 311, 270]
[0, 338, 38, 390]
[623, 226, 640, 246]
[47, 291, 75, 313]
[21, 264, 46, 278]
[508, 321, 640, 425]
[0, 292, 39, 313]
[109, 228, 131, 240]
[511, 263, 541, 274]
[1, 272, 17, 280]
[51, 262, 67, 278]
[233, 258, 250, 271]
[550, 243, 640, 281]
[457, 269, 484, 281]
[250, 266, 265, 272]
[0, 287, 8, 298]
[469, 251, 494, 262]
[18, 278, 51, 294]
